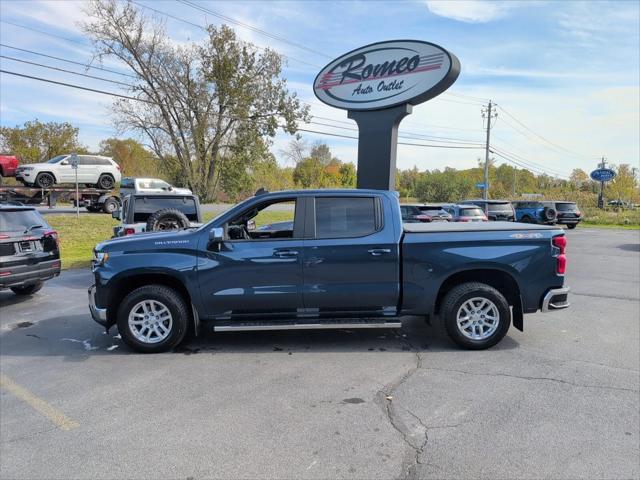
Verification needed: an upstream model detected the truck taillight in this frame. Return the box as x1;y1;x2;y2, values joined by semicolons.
44;230;59;247
553;235;567;274
124;228;135;235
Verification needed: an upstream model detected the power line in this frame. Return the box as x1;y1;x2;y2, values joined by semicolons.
490;141;572;177
0;68;484;151
0;43;137;79
0;55;133;87
130;0;321;69
495;104;591;160
0;69;154;104
0;20;87;46
176;0;332;59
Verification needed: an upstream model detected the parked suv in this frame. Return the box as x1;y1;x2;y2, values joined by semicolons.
442;204;488;222
460;199;515;221
120;177;192;197
413;204;452;222
0;155;19;184
513;201;558;225
112;193;203;237
15;154;121;189
400;205;430;223
0;205;61;295
554;201;582;229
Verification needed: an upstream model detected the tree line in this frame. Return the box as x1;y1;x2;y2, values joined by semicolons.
0;0;636;206
1;118;637;206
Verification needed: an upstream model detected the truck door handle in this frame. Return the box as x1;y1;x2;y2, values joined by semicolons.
274;250;298;258
368;248;391;256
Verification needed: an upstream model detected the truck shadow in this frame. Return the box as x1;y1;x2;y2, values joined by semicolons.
0;313;520;359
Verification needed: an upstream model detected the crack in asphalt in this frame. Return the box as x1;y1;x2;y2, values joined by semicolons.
375;332;427;480
422;366;639;393
516;347;640;374
571;291;640;302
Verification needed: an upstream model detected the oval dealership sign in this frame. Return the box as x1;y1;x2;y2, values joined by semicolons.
314;40;460;111
590;168;616;182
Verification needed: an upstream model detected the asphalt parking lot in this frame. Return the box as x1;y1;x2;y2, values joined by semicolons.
1;228;638;480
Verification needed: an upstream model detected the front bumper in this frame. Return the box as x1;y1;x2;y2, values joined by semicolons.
88;284;108;327
541;286;570;312
0;259;60;288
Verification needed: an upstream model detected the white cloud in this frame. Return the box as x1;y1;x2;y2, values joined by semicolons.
425;0;516;23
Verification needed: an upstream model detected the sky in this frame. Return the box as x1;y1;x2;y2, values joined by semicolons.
0;0;639;180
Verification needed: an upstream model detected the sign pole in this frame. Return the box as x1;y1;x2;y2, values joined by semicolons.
70;153;79;218
348;104;412;190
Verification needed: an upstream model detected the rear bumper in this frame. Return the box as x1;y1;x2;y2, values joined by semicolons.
556;217;582;225
0;259;60;288
541;286;570;312
88;284;109;327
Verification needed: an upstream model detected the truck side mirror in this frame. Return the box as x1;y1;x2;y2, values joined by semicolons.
209;227;224;242
112;209;121;220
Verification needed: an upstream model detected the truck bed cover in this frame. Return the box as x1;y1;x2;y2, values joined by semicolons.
403;221;558;233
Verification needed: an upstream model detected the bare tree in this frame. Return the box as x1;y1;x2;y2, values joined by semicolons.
82;0;308;200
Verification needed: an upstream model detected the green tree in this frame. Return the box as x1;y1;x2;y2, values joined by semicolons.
83;0;309;201
0;120;87;162
608;164;637;203
339;162;357;188
98;138;161;178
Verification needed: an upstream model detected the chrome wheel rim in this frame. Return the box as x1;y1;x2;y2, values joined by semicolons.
456;297;500;340
128;300;173;344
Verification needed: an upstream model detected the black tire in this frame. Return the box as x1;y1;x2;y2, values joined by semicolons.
146;208;190;232
520;215;532;223
10;282;44;296
441;282;511;350
567;224;577;229
543;207;557;221
102;197;119;214
117;285;190;353
96;174;115;190
35;172;55;188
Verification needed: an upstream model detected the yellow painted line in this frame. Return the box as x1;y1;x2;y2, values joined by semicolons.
0;374;79;431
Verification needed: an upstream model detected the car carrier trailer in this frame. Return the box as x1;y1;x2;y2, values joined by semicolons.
0;185;121;213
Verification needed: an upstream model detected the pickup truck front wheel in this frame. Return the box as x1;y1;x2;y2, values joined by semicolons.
117;285;189;353
441;282;510;350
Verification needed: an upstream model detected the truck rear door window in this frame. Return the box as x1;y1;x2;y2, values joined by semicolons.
315;197;377;239
133;197;198;222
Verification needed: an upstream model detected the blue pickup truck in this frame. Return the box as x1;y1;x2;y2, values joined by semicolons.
89;189;570;353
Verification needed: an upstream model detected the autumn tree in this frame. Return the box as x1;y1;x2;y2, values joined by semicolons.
0;120;87;162
83;0;308;201
98;138;162;178
608;164;638;203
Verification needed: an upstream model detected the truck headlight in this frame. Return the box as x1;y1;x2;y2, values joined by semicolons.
20;166;34;170
93;250;109;266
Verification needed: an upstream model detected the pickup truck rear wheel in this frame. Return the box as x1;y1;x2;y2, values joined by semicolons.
117;285;189;353
441;282;510;350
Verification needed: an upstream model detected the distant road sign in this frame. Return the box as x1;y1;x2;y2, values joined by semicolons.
476;182;486;189
590;168;616;182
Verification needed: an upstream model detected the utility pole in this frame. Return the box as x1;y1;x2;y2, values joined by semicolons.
598;156;606;209
513;167;517;196
481;100;497;200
